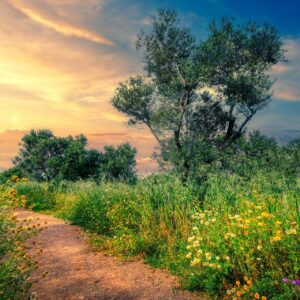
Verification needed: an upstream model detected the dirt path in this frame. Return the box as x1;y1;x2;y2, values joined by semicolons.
17;210;204;300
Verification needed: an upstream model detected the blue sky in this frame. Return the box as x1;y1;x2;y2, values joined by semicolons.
0;0;299;171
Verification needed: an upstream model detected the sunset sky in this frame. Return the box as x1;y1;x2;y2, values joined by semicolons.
1;0;300;172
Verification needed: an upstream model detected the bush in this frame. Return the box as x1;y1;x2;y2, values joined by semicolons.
15;181;56;210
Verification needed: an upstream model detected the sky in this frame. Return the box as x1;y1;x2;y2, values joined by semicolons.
0;0;300;173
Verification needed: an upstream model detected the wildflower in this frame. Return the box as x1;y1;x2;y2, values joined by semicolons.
262;297;267;300
257;245;262;251
211;218;216;223
261;212;270;218
282;278;289;283
196;249;203;256
186;253;192;259
291;279;300;286
217;265;222;270
188;236;195;242
275;221;282;225
231;287;236;293
243;284;249;291
273;236;282;241
226;290;231;295
236;280;241;286
254;292;260;299
286;228;297;235
216;256;220;261
247;280;252;286
193;240;200;247
190;258;200;266
186;245;191;250
225;256;230;261
204;221;209;226
192;226;198;231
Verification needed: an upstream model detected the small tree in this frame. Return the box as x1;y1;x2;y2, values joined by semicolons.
99;143;137;183
112;9;285;182
13;130;101;181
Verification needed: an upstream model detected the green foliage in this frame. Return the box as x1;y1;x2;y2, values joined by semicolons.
0;182;34;299
0;166;24;184
12;129;100;181
112;9;285;181
99;143;137;183
9;129;137;183
15;182;56;210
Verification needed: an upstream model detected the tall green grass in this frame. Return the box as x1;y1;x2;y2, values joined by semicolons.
14;171;300;299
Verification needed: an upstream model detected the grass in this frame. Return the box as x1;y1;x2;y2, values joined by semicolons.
11;171;300;299
0;177;36;299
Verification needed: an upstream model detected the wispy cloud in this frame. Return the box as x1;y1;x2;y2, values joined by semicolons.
8;0;113;45
272;38;300;102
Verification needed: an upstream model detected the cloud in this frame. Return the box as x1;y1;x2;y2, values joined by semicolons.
0;130;27;169
272;38;300;102
8;0;113;45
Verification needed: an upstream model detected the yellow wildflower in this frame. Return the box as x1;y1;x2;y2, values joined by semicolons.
286;228;297;235
273;236;282;241
188;236;195;242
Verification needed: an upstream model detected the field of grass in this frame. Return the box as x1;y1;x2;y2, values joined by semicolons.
11;170;300;299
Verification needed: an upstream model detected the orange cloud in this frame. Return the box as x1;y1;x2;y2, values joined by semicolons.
8;0;113;45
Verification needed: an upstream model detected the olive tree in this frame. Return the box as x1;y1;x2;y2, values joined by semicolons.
112;9;285;182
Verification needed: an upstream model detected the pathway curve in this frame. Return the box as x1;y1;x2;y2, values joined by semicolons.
17;210;204;300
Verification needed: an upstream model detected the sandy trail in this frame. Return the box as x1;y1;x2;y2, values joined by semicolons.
17;210;203;300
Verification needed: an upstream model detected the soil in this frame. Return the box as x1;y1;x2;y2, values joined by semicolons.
17;210;205;300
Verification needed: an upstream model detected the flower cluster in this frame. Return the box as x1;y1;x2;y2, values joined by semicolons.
185;194;299;298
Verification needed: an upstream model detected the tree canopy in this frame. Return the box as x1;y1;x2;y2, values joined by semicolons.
112;9;285;182
8;129;137;182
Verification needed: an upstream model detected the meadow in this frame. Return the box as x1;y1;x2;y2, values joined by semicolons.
6;169;299;299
